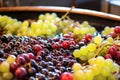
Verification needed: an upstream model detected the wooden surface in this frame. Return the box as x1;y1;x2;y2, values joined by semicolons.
0;6;120;21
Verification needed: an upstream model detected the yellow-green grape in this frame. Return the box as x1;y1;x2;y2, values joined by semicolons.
95;56;105;67
95;75;107;80
87;52;95;59
82;21;89;27
84;70;94;80
73;27;80;35
88;58;96;65
6;55;16;64
106;37;114;43
105;59;113;69
79;56;87;61
89;27;96;34
72;63;82;72
111;63;119;73
93;35;102;44
108;75;119;80
73;70;86;80
2;72;13;80
0;61;10;72
73;49;80;58
22;20;29;27
101;66;111;77
87;43;97;52
79;46;88;56
91;64;101;76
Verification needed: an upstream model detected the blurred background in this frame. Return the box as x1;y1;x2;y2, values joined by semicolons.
0;0;120;15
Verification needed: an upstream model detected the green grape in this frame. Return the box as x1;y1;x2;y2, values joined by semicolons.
73;49;80;58
95;56;105;67
91;64;101;76
84;70;94;80
82;21;89;27
89;27;96;34
6;55;16;64
72;63;82;72
88;58;96;65
106;37;114;43
108;75;118;80
105;59;113;69
79;56;87;61
93;35;102;44
111;63;119;73
22;20;29;27
2;72;13;80
73;27;80;35
101;66;110;77
0;61;10;72
87;43;97;52
104;26;111;35
87;52;95;59
79;46;88;56
73;70;86;80
38;14;45;20
79;28;86;34
95;75;107;80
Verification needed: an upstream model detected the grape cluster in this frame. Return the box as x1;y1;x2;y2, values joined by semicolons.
72;56;119;80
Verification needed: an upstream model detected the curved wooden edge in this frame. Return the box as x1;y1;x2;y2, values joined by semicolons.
0;6;120;21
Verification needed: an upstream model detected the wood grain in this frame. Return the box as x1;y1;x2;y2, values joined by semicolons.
0;6;120;21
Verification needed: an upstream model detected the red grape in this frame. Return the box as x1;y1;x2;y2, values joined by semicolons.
15;67;27;79
33;44;43;52
21;54;30;63
84;34;92;42
107;46;117;57
114;26;120;34
60;72;73;80
10;62;19;74
28;53;35;60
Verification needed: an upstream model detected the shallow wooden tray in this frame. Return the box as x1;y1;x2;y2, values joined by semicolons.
0;6;120;31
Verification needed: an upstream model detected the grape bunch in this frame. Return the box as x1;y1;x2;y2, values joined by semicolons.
72;56;119;80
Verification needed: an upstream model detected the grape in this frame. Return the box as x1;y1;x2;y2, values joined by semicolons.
112;63;119;73
2;72;13;80
93;35;102;44
73;49;80;58
79;46;88;56
91;64;101;76
6;55;16;64
108;75;118;80
87;43;96;52
95;75;107;80
114;26;120;34
0;61;10;72
106;37;114;43
101;66;110;77
73;70;86;80
72;63;82;72
84;70;94;80
60;72;73;80
73;27;80;35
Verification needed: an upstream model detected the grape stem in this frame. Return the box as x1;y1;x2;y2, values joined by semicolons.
56;6;75;24
94;43;111;57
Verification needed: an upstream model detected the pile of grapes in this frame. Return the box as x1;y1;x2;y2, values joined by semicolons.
0;13;120;80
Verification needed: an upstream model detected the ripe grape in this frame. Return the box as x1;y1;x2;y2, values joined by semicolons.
6;55;16;64
15;67;27;79
0;61;10;72
73;49;80;58
93;35;102;44
60;72;73;80
87;43;96;52
72;63;82;72
2;72;13;80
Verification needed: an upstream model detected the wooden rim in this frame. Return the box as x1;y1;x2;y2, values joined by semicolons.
0;6;120;21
